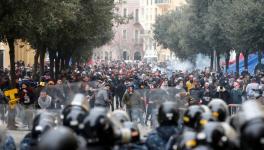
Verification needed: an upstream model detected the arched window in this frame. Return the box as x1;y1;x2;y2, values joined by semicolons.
134;51;141;60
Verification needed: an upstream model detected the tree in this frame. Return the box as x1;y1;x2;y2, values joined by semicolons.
154;7;196;60
224;0;264;74
204;0;232;71
154;0;264;74
26;0;79;79
0;0;34;87
154;1;214;67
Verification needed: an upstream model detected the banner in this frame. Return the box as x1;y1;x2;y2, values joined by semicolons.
4;88;19;109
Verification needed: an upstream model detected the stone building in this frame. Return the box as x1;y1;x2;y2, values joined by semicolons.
93;0;144;61
139;0;186;62
0;40;35;69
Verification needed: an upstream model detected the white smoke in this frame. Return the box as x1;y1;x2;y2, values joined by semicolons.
169;58;194;71
195;53;211;70
167;53;211;72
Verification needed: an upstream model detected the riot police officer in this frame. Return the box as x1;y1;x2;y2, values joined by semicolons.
61;93;89;134
146;101;181;150
208;99;229;122
79;107;119;150
197;122;238;150
145;83;168;127
20;112;56;150
183;105;205;131
239;100;264;150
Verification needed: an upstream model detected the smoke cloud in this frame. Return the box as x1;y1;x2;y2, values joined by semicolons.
168;53;211;72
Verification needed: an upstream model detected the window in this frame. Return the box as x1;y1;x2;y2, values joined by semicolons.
135;30;139;43
123;30;127;39
123;8;127;17
135;9;139;22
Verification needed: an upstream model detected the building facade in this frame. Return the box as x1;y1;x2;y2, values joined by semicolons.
139;0;186;62
93;0;144;61
93;0;185;62
0;40;35;69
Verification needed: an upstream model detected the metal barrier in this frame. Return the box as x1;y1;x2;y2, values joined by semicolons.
228;104;241;115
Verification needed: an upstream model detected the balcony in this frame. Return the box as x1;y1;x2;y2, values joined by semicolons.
155;0;170;6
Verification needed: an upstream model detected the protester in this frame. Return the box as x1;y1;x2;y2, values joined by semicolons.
230;82;243;104
122;85;145;125
94;83;111;110
18;83;35;128
37;90;52;109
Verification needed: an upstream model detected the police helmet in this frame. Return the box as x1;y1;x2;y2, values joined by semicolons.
69;93;89;111
196;105;214;130
183;105;204;130
61;106;87;134
111;110;130;125
38;126;78;150
228;113;243;132
208;99;228;122
240;118;264;150
197;122;229;149
176;131;198;150
240;100;264;150
31;112;56;139
61;93;89;134
79;107;117;146
158;101;180;126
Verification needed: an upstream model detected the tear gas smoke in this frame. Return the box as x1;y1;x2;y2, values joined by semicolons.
168;54;211;72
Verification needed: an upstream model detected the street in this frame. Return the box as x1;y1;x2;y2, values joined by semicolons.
8;130;28;148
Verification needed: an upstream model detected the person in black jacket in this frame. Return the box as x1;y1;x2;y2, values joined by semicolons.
114;76;126;109
201;82;214;105
214;86;231;104
18;83;36;128
188;81;203;105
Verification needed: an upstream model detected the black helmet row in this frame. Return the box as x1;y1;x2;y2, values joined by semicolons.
170;99;264;150
19;94;264;150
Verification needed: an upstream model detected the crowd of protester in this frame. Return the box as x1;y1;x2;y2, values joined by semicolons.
0;60;264;149
1;60;264;124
